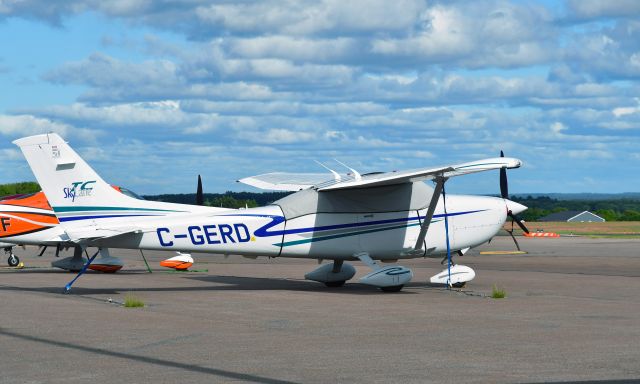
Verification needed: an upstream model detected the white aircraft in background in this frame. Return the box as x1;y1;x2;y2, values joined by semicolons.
0;187;213;270
14;133;527;292
0;188;143;270
0;181;227;271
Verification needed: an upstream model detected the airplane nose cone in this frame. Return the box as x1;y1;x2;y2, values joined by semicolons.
505;199;527;216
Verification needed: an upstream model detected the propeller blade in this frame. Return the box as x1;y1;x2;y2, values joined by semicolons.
509;212;530;234
196;175;204;206
499;150;508;199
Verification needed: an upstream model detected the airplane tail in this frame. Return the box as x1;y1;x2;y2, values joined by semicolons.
13;133;188;227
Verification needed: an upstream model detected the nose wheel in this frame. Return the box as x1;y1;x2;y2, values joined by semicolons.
7;251;19;267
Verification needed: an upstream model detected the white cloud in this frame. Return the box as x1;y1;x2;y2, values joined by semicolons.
0;114;72;136
612;98;640;117
2;0;640;193
239;128;316;144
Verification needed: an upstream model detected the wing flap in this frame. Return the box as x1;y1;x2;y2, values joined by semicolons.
237;172;342;191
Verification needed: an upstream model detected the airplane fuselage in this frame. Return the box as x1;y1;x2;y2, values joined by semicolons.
90;193;509;261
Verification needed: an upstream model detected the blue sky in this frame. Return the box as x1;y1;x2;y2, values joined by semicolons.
1;0;639;195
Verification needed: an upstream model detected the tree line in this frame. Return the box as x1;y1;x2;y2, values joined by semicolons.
2;182;640;221
143;191;291;209
0;182;40;196
510;195;640;221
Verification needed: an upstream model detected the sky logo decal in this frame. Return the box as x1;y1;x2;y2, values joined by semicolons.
63;180;96;202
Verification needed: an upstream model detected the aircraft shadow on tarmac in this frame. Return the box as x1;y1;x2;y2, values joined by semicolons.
0;328;301;384
0;273;448;295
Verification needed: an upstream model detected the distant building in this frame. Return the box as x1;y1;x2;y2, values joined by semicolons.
538;210;605;222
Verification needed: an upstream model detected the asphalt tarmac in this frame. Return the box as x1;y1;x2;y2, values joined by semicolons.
1;236;639;383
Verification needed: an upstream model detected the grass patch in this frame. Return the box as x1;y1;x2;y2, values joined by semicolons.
123;293;145;308
503;221;640;238
491;285;506;299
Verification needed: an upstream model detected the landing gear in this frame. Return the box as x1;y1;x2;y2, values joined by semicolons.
355;253;413;292
430;265;475;287
305;260;356;287
51;246;86;272
7;251;19;267
5;247;19;267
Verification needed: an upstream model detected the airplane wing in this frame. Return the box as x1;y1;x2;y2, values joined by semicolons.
318;157;521;191
238;157;522;192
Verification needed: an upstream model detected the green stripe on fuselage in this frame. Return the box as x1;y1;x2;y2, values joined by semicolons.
53;206;181;213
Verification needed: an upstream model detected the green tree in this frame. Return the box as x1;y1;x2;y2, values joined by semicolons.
595;209;618;221
620;210;640;221
206;195;258;209
0;182;40;197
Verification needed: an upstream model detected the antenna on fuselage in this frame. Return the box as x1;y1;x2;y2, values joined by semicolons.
314;160;341;182
333;159;361;181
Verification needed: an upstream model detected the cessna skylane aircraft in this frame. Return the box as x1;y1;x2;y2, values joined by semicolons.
14;133;527;292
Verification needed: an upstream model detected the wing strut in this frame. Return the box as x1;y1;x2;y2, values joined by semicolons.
414;176;447;250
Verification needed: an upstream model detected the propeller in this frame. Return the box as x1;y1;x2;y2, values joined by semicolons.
500;151;529;250
196;175;204;206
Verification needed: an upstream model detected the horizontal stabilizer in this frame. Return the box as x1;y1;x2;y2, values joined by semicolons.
62;226;143;243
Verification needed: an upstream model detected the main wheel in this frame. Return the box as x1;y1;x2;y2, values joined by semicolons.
452;282;466;288
380;285;404;292
8;253;19;267
325;280;346;287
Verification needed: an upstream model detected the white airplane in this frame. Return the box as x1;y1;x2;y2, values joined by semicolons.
14;133;527;292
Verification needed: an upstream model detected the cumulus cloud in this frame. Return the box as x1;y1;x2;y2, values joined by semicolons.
1;0;639;193
370;2;556;68
0;114;72;136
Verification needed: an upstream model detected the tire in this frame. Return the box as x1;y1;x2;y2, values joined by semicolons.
380;285;403;292
8;254;19;267
325;280;346;287
452;282;466;288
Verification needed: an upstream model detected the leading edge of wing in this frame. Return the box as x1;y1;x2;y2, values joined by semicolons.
317;157;522;191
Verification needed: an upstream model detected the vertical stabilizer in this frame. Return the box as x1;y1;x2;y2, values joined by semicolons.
13;133;202;227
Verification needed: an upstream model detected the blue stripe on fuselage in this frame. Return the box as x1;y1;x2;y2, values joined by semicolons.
58;214;158;222
224;209;487;238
